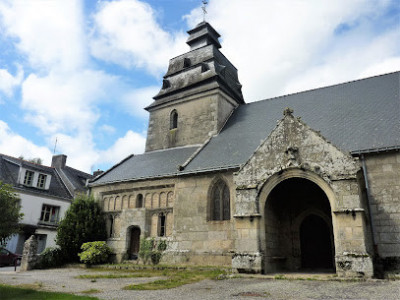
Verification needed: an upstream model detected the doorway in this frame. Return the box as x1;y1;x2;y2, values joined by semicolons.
263;177;335;273
300;214;334;269
128;226;141;260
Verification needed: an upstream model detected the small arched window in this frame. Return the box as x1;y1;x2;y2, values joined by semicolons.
210;179;230;221
136;194;143;208
170;110;178;130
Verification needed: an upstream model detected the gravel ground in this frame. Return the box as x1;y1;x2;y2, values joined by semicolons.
0;267;400;300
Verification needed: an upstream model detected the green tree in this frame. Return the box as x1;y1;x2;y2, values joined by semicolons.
56;194;106;262
0;181;23;245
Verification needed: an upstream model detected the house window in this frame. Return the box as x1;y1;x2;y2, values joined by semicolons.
37;174;47;189
39;205;60;224
210;179;230;221
23;170;34;186
170;110;178;130
158;213;166;237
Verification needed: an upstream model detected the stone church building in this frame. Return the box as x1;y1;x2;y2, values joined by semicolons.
89;22;400;277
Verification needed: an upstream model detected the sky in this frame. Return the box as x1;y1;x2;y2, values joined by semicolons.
0;0;399;174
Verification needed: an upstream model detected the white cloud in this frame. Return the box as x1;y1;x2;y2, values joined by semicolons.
49;129;145;173
0;120;53;165
185;0;400;101
121;85;159;118
90;0;187;75
100;124;116;135
0;66;23;98
0;0;86;72
100;130;146;164
21;70;119;134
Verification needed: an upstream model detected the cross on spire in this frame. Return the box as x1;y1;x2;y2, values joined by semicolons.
202;0;208;22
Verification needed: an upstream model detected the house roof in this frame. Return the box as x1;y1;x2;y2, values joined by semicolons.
0;154;72;199
0;154;93;199
90;71;400;186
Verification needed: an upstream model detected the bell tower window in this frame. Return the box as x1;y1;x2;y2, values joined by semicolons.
170;110;178;130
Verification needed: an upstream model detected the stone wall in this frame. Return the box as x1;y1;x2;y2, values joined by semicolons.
145;89;236;151
364;151;400;271
91;178;176;262
92;171;240;266
166;172;237;266
20;235;39;271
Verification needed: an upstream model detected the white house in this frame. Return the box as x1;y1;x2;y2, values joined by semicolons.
0;154;93;254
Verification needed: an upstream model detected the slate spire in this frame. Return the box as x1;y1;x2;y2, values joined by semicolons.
147;21;244;109
186;21;221;50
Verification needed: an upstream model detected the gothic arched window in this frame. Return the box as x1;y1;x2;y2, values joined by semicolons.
170;110;178;130
210;179;230;221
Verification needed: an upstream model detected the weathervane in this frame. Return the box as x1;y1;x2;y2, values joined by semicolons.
202;0;208;22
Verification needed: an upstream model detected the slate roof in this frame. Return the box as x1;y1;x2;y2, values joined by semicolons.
91;146;200;185
0;154;72;199
91;71;399;186
183;71;400;173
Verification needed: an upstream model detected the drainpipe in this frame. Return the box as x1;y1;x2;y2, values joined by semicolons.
360;154;377;255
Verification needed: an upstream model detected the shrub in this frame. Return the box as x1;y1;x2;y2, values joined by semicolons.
38;247;65;269
56;194;107;262
0;181;23;245
78;241;113;265
138;238;167;265
138;238;153;265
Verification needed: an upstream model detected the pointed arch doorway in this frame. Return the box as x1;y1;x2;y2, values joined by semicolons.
263;177;335;273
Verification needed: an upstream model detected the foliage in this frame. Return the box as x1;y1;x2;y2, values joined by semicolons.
0;181;23;245
18;156;43;165
138;238;153;264
78;241;112;265
0;284;97;299
138;238;168;265
56;194;106;262
37;247;65;269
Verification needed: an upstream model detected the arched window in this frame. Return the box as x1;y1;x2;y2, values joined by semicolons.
170;110;178;130
210;179;230;221
136;194;143;208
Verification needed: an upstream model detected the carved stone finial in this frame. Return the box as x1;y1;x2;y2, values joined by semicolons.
283;107;294;116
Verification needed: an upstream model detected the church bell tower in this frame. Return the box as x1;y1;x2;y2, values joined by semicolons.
145;22;244;152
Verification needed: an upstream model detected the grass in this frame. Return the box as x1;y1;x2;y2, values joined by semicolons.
75;265;231;290
76;270;165;279
79;289;101;294
0;284;98;300
122;268;229;290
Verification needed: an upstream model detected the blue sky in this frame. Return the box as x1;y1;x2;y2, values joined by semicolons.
0;0;399;173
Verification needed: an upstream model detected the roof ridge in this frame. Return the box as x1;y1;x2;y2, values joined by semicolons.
0;153;53;170
248;71;400;104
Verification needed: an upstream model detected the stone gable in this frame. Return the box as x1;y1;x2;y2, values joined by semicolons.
235;108;360;188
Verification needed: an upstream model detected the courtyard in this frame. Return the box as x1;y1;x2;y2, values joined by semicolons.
0;266;399;300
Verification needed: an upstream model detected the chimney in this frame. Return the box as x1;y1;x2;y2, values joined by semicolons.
93;169;104;177
51;154;67;168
